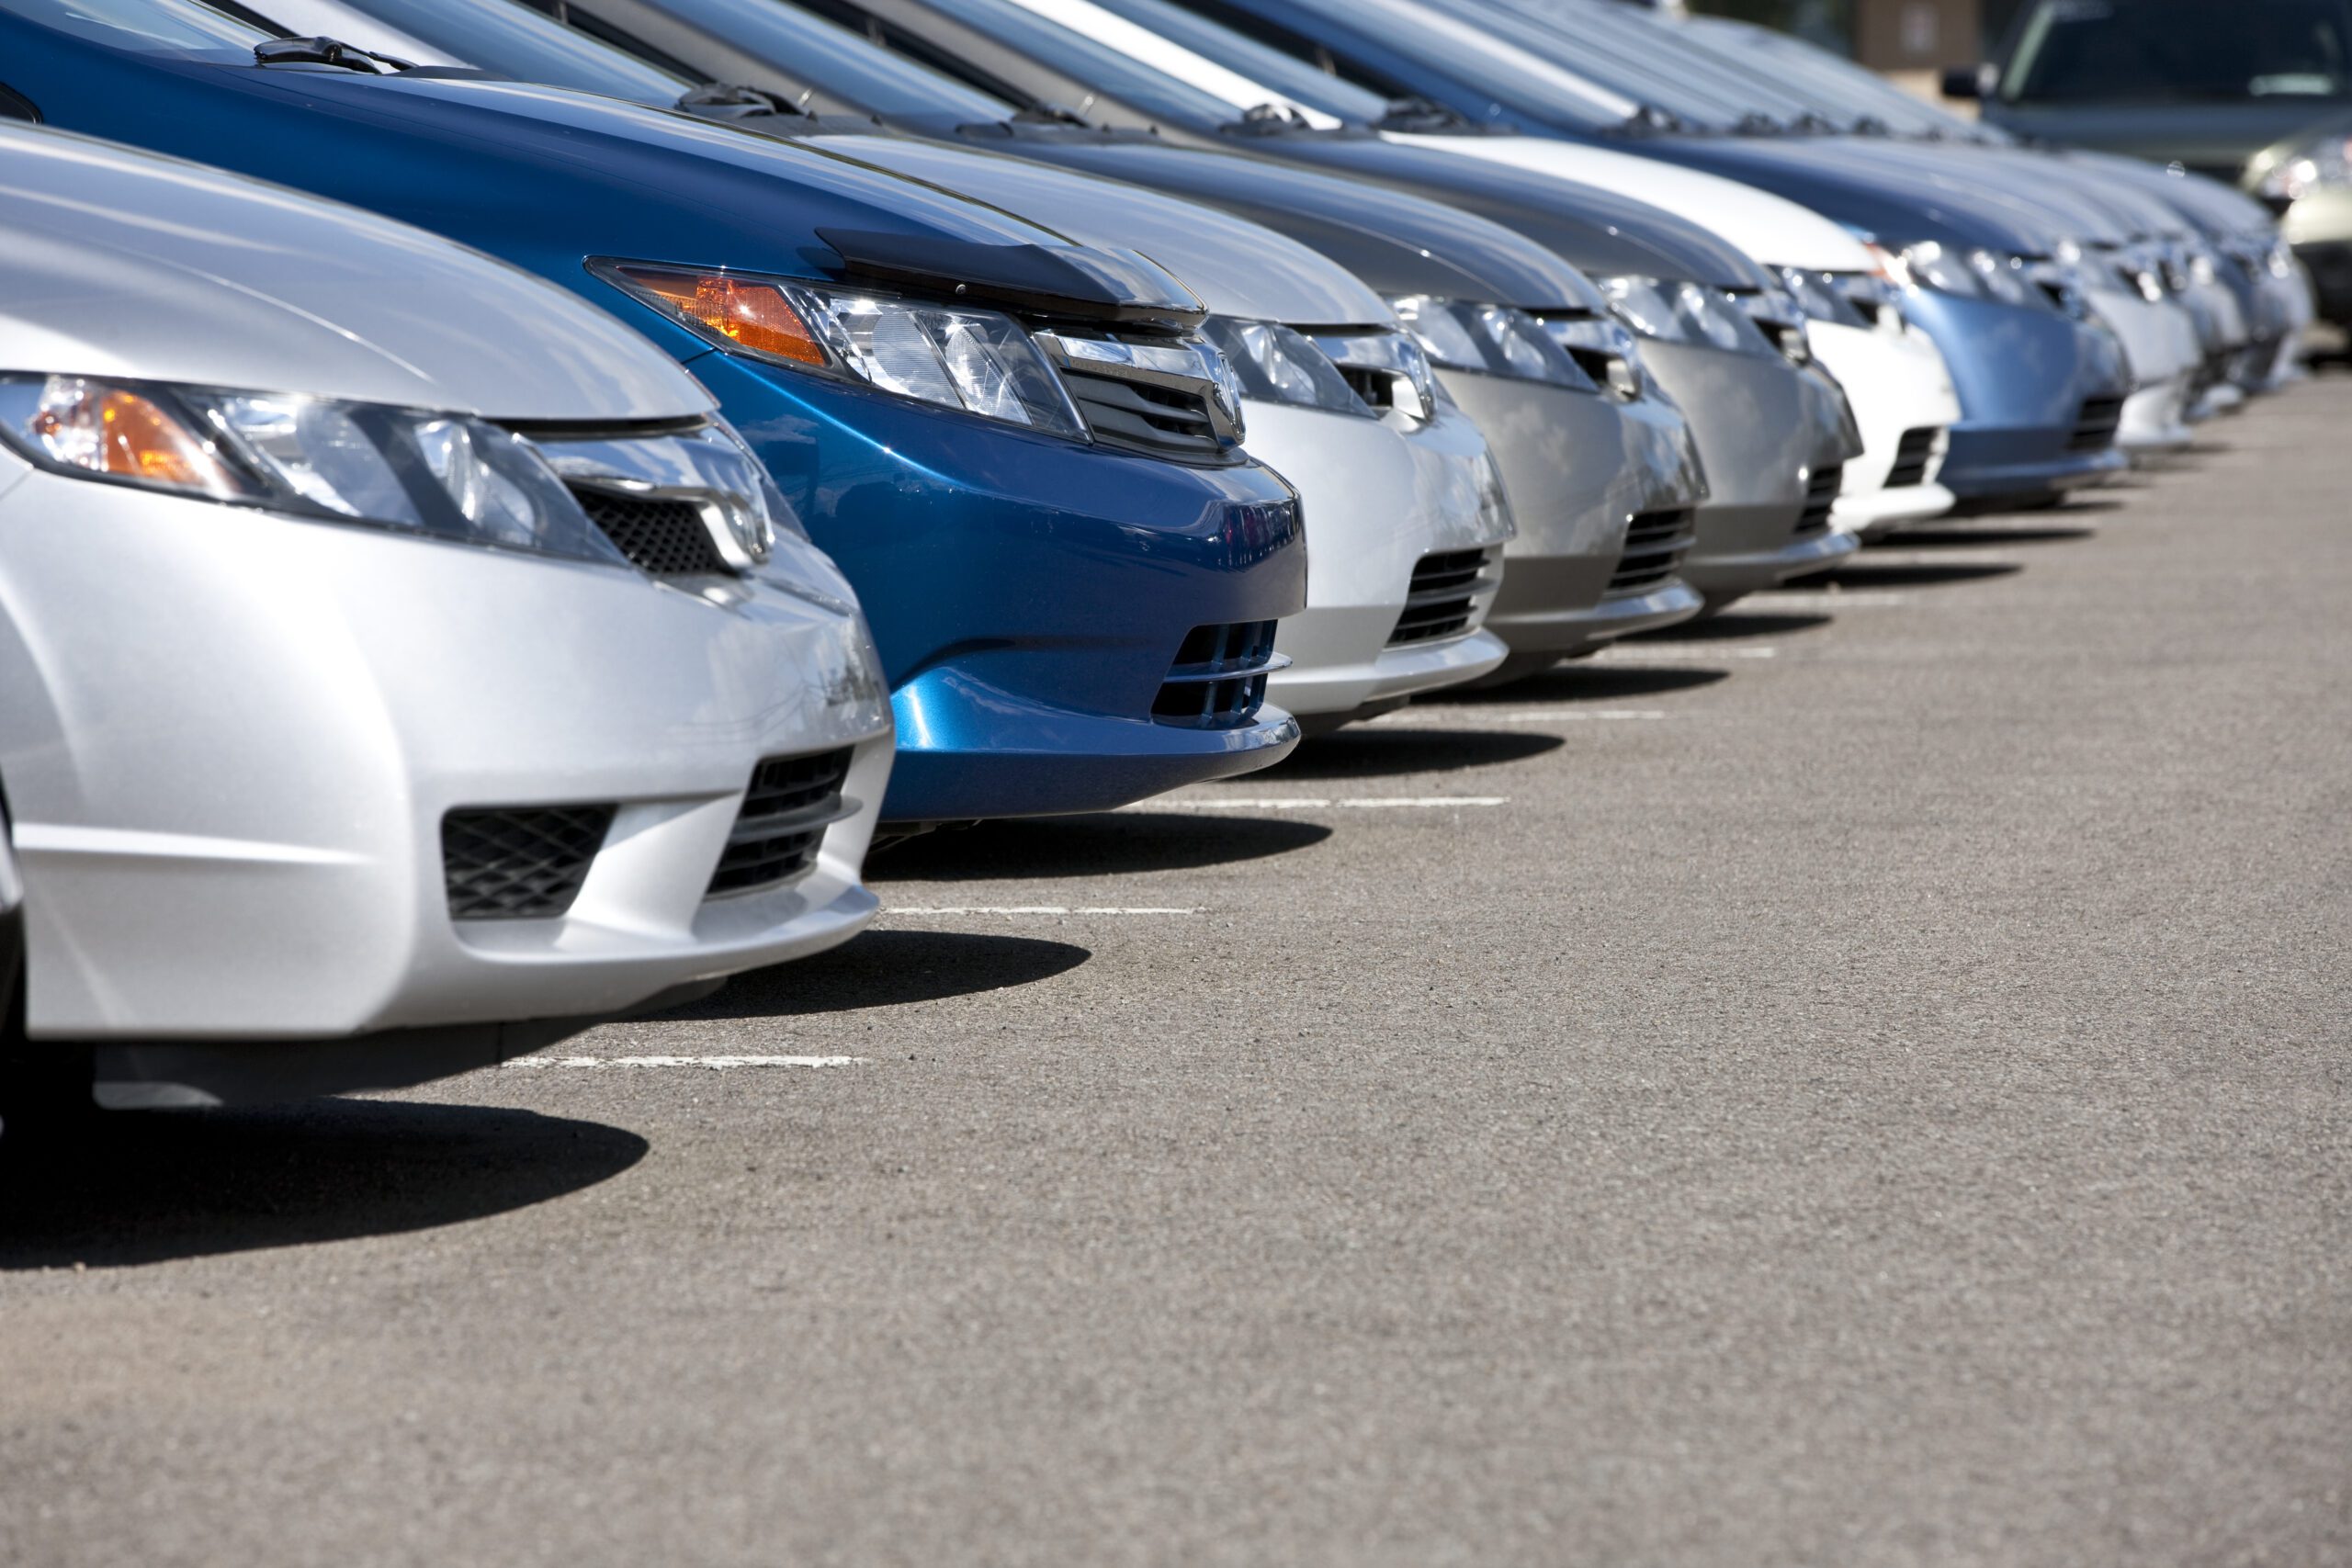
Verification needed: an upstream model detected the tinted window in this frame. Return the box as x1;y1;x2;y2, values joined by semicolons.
917;0;1247;125
2005;0;2352;104
329;0;691;101
660;0;1012;120
0;0;269;54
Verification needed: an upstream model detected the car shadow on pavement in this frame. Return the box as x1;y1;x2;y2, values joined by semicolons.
654;928;1091;1018
0;1099;646;1269
869;812;1332;882
1258;728;1564;779
1894;523;2097;547
1438;665;1731;704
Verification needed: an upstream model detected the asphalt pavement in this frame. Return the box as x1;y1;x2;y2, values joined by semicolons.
4;375;2348;1568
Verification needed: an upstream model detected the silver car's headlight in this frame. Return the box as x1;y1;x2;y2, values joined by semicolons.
1537;313;1646;400
1309;329;1441;421
1195;316;1360;421
596;259;1086;439
2256;130;2352;204
1599;276;1776;355
0;372;651;566
1386;295;1596;390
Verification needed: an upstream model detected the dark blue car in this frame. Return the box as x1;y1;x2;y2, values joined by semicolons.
0;0;1306;829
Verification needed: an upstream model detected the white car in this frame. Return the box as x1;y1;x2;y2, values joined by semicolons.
0;123;895;1112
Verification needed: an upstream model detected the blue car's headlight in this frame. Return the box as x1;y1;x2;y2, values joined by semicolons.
1882;241;2049;310
0;372;651;566
596;259;1089;439
1387;295;1596;390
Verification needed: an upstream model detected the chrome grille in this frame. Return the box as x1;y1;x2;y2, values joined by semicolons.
568;484;730;577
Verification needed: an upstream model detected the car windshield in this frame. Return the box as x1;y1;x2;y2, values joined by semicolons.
292;0;691;100
0;0;268;55
645;0;1014;120
909;0;1325;126
1453;0;1821;130
1074;0;1390;121
2003;0;2352;105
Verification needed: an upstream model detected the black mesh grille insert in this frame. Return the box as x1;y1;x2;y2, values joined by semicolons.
1795;465;1842;536
1059;366;1233;464
707;748;856;898
2069;394;2125;454
568;485;731;577
443;805;613;921
1885;427;1938;488
1153;620;1279;728
1389;547;1499;646
1608;509;1697;596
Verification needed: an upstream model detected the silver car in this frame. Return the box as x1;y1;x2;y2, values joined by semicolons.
0;124;896;1114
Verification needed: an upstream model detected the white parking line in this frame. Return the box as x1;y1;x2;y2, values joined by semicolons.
1848;552;2021;569
1381;708;1669;724
1591;644;1779;660
1746;591;1914;607
1137;795;1509;811
886;905;1202;916
506;1055;866;1070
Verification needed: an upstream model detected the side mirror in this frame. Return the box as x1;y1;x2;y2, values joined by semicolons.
1939;63;1991;100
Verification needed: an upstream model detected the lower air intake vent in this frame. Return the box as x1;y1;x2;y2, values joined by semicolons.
1059;366;1232;464
568;484;731;577
1885;427;1938;488
1153;621;1283;728
707;748;856;898
2069;394;2125;454
443;805;613;920
1608;509;1697;596
1796;465;1842;535
1388;547;1499;646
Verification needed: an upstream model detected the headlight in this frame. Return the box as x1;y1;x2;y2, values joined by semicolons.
1779;268;1873;331
1831;270;1904;329
1538;312;1646;400
1195;316;1359;420
1599;276;1775;355
0;372;642;565
2256;131;2352;204
1734;287;1813;363
1387;295;1595;389
1309;329;1440;422
595;259;1086;439
2106;243;2169;303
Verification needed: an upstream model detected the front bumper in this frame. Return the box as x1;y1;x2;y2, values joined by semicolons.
2085;285;2201;451
1902;290;2133;502
1439;371;1709;657
0;466;893;1072
698;355;1307;827
1807;317;1962;538
1641;342;1861;599
1248;398;1512;716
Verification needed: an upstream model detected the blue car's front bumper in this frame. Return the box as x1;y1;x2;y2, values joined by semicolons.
695;354;1306;826
1903;293;2132;501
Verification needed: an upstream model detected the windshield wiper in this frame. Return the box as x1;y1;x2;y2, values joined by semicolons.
1610;102;1685;136
1010;101;1091;127
674;82;806;120
1374;95;1473;133
1222;101;1316;136
253;36;413;73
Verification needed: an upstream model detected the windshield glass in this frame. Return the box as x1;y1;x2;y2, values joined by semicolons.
0;0;267;54
1076;0;1389;119
908;0;1256;124
1455;0;1820;130
2003;0;2352;104
1686;14;1995;136
305;0;690;99
656;0;1013;119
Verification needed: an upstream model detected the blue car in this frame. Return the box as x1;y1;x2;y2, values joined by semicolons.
0;0;1306;829
1161;0;2136;506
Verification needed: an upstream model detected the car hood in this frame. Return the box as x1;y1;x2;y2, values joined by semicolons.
801;132;1392;324
1383;131;1874;272
984;134;1609;311
1644;136;2068;253
0;121;709;422
1984;100;2347;184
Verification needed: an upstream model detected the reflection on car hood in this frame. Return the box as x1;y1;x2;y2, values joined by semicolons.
0;121;710;422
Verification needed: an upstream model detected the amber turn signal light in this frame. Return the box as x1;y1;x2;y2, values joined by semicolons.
616;265;827;367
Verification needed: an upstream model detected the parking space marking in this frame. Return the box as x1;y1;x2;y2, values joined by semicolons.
1746;591;1914;607
1592;644;1779;660
1378;708;1668;724
1137;795;1509;811
884;905;1202;916
506;1055;867;1070
1846;551;2021;569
